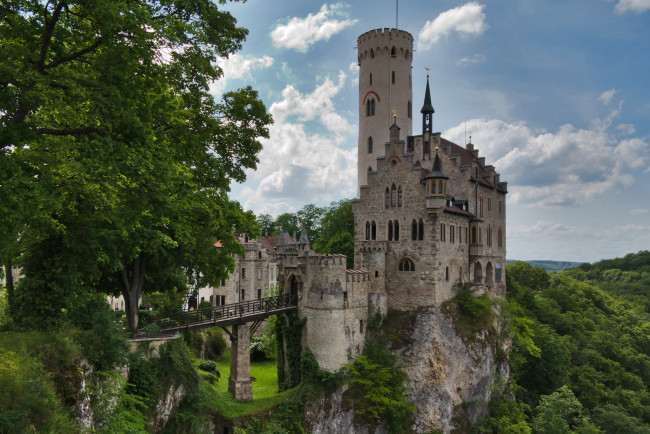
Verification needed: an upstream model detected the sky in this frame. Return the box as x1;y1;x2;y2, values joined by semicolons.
211;0;650;263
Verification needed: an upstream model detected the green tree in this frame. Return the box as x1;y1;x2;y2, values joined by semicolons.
533;386;599;433
313;199;354;268
1;0;271;333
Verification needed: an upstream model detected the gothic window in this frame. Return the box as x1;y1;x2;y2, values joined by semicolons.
366;99;370;116
388;220;393;241
450;226;455;243
479;227;483;244
412;220;417;241
440;224;446;242
370;48;375;58
419;219;424;240
407;100;412;119
438;180;443;194
495;263;502;283
371;221;376;240
398;186;402;207
479;196;484;218
405;49;410;60
394;220;400;241
368;136;373;153
391;184;397;207
257;268;262;280
365;221;370;240
392;70;395;84
371;98;375;115
385;187;390;208
498;227;503;248
487;226;492;247
472;226;477;244
398;258;415;272
391;46;396;57
488;197;492;212
242;268;246;279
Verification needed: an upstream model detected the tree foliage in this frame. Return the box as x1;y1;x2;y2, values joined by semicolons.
1;0;271;332
505;260;650;432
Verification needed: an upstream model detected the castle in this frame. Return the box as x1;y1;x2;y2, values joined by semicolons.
199;28;508;373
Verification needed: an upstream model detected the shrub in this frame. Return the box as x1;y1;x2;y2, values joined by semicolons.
198;361;217;373
250;334;268;361
0;349;77;433
205;329;227;361
345;339;415;433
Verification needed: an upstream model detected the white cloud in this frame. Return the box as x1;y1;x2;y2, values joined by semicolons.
270;3;358;52
615;0;650;14
629;208;648;215
598;88;616;105
209;54;274;95
240;72;357;215
349;62;359;85
617;123;636;135
444;103;648;207
455;53;486;67
418;2;488;50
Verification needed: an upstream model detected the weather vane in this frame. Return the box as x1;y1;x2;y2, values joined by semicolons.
425;66;430;78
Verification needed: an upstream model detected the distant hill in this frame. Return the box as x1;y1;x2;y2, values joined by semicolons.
506;259;582;271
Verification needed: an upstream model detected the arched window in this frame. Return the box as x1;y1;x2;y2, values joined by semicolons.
479;196;484;218
371;98;375;115
486;262;494;286
407;101;412;119
368;166;373;173
394;220;400;241
365;221;370;240
398;258;415;272
411;220;417;241
392;70;395;84
370;48;375;58
388;221;393;241
419;219;424;240
391;184;397;207
366;99;370;116
445;266;450;281
368;136;373;153
398;186;402;207
471;226;477;244
371;221;376;240
495;263;502;283
369;73;372;85
405;49;409;60
391;46;396;57
498;227;503;247
385;187;390;208
438;180;443;194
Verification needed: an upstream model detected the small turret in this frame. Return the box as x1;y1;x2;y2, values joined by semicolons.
424;148;448;213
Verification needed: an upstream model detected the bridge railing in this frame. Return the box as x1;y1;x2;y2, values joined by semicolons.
148;293;295;332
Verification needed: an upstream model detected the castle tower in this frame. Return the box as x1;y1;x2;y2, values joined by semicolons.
357;28;413;189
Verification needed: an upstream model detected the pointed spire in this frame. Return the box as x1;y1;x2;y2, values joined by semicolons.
299;228;310;245
425;149;448;180
421;75;435;135
421;76;435;115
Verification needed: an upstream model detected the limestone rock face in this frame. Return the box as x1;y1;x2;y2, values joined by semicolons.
304;306;508;433
398;307;508;432
153;384;186;430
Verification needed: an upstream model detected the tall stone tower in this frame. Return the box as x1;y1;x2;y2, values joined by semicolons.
357;28;413;189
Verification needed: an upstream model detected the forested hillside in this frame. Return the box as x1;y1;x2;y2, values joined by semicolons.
496;257;650;432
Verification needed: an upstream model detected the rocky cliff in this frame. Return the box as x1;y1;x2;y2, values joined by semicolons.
306;302;508;433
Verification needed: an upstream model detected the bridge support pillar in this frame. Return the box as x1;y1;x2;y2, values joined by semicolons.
228;324;253;402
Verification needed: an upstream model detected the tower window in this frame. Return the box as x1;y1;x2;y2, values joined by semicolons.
371;221;376;240
365;221;370;240
391;184;397;207
370;48;375;58
445;266;450;281
371;98;375;115
388;221;393;241
385;187;390;208
398;186;402;207
368;136;373;153
370;73;372;85
391;46;396;57
408;101;412;119
419;219;424;240
392;71;395;84
411;219;417;241
394;220;400;241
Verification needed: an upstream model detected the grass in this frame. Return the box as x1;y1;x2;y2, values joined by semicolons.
193;350;299;419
